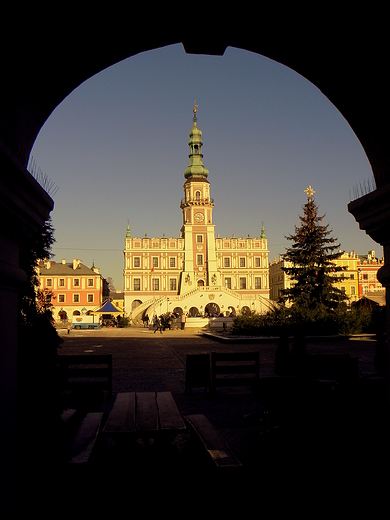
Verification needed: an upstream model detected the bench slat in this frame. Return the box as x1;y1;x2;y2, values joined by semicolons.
58;354;112;364
103;392;136;434
65;368;109;378
68;412;103;464
213;365;258;375
136;392;159;434
184;414;242;468
212;352;260;362
156;391;186;432
213;377;258;387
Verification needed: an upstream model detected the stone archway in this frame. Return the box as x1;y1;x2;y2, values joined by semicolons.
58;309;67;321
1;17;390;504
205;302;220;316
132;299;142;310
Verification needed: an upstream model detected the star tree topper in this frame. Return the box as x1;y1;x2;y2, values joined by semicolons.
304;185;315;199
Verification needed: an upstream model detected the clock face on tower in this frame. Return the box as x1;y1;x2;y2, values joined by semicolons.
194;212;204;223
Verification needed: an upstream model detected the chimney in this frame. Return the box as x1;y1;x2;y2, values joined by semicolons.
62;259;66;265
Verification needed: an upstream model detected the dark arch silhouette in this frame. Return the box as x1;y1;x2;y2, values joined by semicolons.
1;14;389;510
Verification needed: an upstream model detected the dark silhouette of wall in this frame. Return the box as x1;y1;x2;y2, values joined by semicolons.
1;10;389;514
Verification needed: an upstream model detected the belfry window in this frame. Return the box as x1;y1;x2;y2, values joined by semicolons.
194;145;199;154
195;191;201;201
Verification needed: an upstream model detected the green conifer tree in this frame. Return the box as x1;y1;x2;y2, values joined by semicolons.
281;186;347;312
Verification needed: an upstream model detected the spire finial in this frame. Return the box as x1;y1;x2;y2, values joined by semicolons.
193;100;198;122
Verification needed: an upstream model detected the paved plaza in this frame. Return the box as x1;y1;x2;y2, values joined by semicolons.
35;327;389;512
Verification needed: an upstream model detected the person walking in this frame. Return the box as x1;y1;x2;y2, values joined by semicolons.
143;314;149;328
181;312;186;330
154;315;163;334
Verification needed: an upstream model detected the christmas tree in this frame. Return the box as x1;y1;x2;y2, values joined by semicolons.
281;186;347;311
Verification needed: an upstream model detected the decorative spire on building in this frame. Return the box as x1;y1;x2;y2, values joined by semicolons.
126;221;131;238
184;102;209;179
260;222;266;239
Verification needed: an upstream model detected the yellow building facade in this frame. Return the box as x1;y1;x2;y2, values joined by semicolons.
269;251;360;304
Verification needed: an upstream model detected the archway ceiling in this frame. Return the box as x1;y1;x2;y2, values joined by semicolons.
1;16;388;185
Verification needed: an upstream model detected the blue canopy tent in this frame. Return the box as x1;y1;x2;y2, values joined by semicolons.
93;300;122;315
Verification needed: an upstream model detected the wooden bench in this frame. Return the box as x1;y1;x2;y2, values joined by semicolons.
184;414;242;468
211;351;259;393
57;354;112;398
103;391;186;441
67;412;104;464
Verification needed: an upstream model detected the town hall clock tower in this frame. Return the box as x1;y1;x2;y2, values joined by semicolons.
179;104;221;293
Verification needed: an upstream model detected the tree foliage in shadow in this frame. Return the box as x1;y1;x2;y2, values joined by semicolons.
17;218;63;464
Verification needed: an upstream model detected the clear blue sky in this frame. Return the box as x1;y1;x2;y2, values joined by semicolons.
30;44;378;289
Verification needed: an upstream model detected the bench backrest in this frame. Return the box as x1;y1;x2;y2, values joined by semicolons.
211;351;259;392
57;354;112;396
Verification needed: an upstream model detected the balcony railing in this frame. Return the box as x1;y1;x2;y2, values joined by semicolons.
180;197;214;207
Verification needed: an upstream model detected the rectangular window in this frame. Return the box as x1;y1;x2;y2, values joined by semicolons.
134;257;140;268
255;277;262;289
73;294;80;303
87;294;94;303
224;257;231;268
58;294;65;303
255;257;261;268
46;278;52;287
225;277;231;289
73;279;80;287
197;254;203;265
152;257;159;268
196;235;203;243
87;278;94;286
59;278;65;287
351;286;356;295
240;258;246;268
239;277;246;289
152;279;159;291
169;257;176;268
169;278;177;291
134;278;141;291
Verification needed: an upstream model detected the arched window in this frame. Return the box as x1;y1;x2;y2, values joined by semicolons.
195;191;201;201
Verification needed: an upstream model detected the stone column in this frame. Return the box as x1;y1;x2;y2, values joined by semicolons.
348;184;390;404
0;144;53;510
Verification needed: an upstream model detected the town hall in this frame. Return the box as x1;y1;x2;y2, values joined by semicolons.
123;105;273;323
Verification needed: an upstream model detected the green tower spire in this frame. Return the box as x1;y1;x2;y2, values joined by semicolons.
184;102;209;179
260;222;266;239
126;222;131;238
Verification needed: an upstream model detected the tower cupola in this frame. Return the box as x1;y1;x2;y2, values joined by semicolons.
184;103;209;179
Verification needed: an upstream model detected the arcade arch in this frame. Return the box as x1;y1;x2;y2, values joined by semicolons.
1;20;389;503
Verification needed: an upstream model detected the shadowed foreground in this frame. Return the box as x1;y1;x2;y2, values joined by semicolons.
21;329;389;513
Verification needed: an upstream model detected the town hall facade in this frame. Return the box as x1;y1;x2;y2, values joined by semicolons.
123;106;273;323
